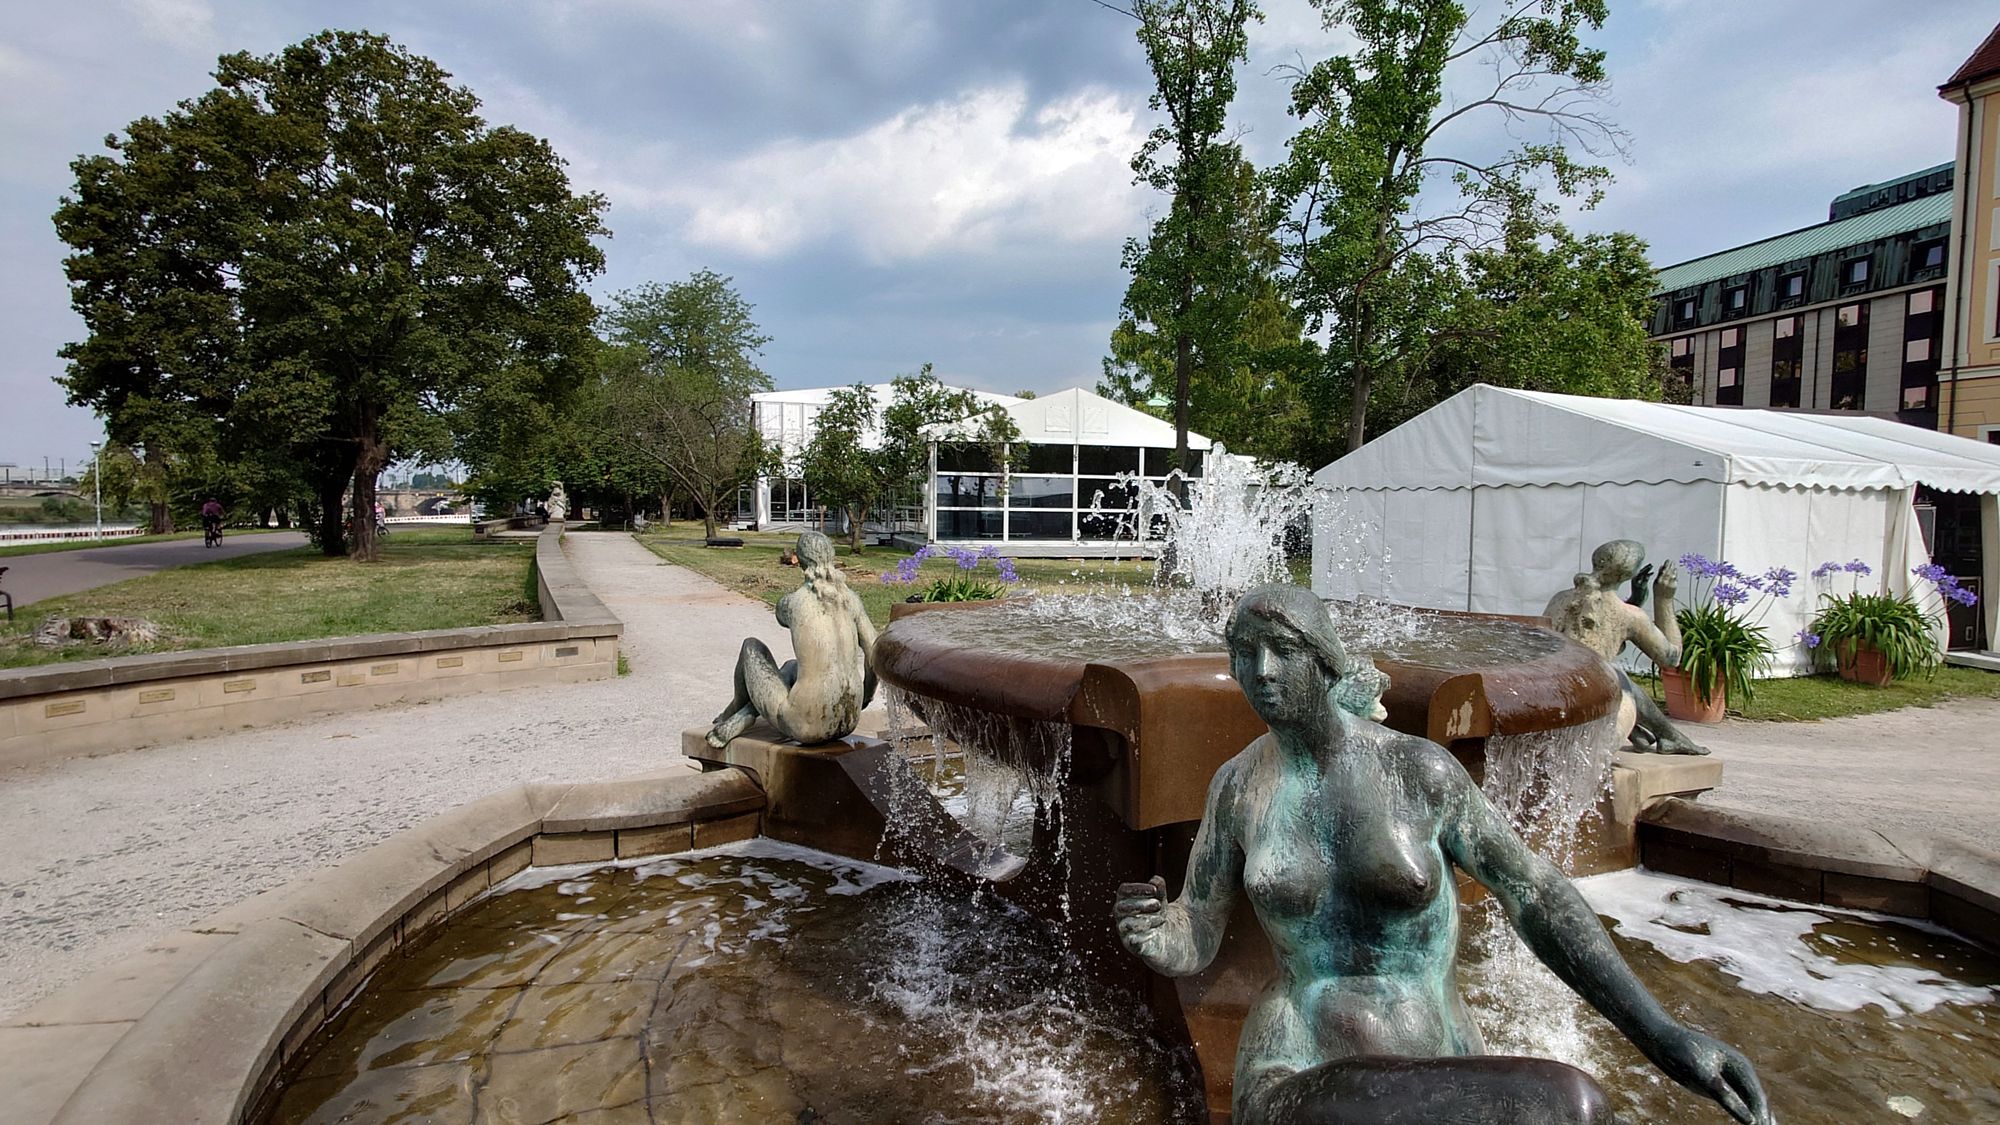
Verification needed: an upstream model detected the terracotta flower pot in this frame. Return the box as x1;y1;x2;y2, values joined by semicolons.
1660;667;1727;723
1836;642;1894;687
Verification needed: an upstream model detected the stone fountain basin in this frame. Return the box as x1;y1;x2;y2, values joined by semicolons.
873;597;1622;829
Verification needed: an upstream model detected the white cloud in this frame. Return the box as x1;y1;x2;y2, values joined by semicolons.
123;0;215;50
664;82;1150;263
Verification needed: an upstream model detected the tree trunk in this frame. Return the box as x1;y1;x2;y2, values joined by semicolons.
148;500;173;535
349;406;392;562
1345;364;1371;453
849;503;868;554
660;489;673;527
316;475;347;557
701;491;718;539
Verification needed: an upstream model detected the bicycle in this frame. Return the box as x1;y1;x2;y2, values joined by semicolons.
203;519;223;548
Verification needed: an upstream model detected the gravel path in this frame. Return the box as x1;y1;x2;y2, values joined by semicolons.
0;532;790;1020
1689;696;2000;853
1;531;308;607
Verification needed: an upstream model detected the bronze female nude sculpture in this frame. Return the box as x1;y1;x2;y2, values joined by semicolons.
1114;584;1770;1124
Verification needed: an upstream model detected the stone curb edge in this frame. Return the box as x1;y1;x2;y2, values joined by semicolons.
1637;797;2000;949
1;764;766;1125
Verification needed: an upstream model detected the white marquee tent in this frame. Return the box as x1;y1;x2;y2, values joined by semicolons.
1312;384;2000;672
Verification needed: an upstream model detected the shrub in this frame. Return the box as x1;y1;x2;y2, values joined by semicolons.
1804;560;1977;682
1673;555;1794;705
880;543;1020;603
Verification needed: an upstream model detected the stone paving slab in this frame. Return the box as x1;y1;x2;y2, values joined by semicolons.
0;532;807;1021
1691;696;2000;854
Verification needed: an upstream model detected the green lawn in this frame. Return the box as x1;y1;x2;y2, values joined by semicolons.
0;526;293;558
0;528;539;669
636;528;1157;628
1634;665;2000;723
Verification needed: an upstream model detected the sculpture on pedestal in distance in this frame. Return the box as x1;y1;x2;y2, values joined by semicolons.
1544;539;1708;755
708;531;877;748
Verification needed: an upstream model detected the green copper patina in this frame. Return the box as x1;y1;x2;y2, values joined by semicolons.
1114;584;1771;1125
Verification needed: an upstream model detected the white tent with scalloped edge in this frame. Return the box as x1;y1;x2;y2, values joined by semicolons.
1311;384;2000;672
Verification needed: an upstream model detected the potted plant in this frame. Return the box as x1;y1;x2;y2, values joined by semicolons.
880;543;1021;603
1804;560;1977;685
1664;554;1792;721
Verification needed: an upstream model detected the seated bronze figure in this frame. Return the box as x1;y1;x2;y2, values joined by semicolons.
1115;585;1769;1124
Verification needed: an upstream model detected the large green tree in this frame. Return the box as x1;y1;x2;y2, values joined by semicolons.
798;367;1020;553
1272;0;1625;453
1119;0;1262;476
597;272;773;539
55;30;608;559
1103;158;1318;463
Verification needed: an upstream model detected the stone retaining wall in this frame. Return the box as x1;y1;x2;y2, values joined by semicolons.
0;766;766;1125
0;526;619;769
1638;798;2000;950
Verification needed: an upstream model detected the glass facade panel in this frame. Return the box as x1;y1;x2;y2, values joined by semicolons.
1078;445;1140;475
1007;476;1074;508
1077;477;1138;510
936;509;1002;539
1009;511;1074;540
1018;443;1075;474
1078;509;1133;539
936;475;1004;508
937;443;997;473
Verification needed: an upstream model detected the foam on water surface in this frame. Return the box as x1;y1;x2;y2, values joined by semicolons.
1579;868;2000;1016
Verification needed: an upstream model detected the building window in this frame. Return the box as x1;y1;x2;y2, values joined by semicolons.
1715;327;1745;406
1669;335;1695;395
1842;257;1870;286
1779;272;1806;302
1901;284;1944;418
1915;239;1946;273
1831;302;1868;409
1675;298;1696;325
1769;315;1802;408
1724;285;1748;316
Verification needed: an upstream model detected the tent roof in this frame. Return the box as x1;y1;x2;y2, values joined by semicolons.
1315;384;2000;495
930;387;1212;449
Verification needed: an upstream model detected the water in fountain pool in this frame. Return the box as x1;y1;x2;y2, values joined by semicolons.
263;838;2000;1125
259;839;1205;1125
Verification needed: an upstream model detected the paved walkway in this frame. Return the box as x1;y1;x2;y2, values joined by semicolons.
1;532;308;608
1685;697;2000;854
0;532;789;1019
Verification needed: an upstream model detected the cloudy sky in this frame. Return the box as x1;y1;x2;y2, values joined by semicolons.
3;0;1994;474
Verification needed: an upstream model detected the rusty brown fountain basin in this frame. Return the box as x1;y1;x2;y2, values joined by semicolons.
874;596;1621;830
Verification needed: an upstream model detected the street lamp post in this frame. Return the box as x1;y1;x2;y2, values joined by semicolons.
89;440;103;541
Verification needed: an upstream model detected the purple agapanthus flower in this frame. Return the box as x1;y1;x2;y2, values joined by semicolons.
1713;582;1750;607
1795;629;1822;648
1843;559;1872;575
1761;567;1797;599
1948;584;1978;607
1811;561;1842;580
1913;562;1949;584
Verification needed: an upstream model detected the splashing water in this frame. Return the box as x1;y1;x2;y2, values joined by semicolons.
1129;454;1317;605
1463;715;1620;1070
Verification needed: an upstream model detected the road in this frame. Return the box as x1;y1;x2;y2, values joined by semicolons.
0;531;307;608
